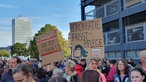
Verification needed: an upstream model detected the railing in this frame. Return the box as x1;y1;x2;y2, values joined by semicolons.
85;0;146;19
85;0;118;19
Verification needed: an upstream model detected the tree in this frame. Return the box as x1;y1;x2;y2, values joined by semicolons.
0;49;10;57
28;24;71;58
11;43;27;56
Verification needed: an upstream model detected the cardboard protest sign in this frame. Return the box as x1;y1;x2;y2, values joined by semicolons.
36;30;64;66
70;18;104;58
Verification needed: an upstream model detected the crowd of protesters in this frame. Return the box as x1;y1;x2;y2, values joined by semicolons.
0;50;146;82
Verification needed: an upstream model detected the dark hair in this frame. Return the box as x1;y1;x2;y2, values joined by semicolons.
12;63;33;76
80;70;101;82
128;58;136;67
109;60;117;65
80;59;86;62
116;58;129;75
12;56;22;63
48;77;67;82
130;67;146;82
35;68;46;78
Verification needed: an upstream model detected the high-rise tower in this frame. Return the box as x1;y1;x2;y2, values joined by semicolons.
12;16;32;45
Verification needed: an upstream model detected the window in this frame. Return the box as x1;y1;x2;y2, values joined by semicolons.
126;25;144;42
108;52;115;58
105;53;109;58
96;6;105;18
107;30;120;45
125;0;142;8
103;33;106;45
106;0;118;16
115;52;121;58
135;50;142;58
125;50;136;58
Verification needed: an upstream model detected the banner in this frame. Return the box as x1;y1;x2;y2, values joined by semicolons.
70;18;104;58
36;30;64;65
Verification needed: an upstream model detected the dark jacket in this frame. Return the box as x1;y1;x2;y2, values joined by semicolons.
0;69;14;82
70;73;78;82
36;77;49;82
36;68;50;82
136;63;146;75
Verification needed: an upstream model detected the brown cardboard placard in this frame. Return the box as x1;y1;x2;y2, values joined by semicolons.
70;18;104;59
36;30;64;66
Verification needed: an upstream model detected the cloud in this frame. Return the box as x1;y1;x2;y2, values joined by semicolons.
0;4;18;8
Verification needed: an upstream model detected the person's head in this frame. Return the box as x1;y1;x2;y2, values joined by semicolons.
87;59;98;71
140;50;146;64
12;63;34;82
116;58;129;75
80;59;86;66
128;58;134;63
80;70;101;82
4;64;9;72
48;77;67;82
109;60;117;67
35;68;46;78
97;59;102;67
130;67;146;82
9;56;21;69
52;68;63;77
65;61;75;73
43;63;55;72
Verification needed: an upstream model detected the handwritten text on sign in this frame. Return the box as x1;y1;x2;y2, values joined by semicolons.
36;30;61;56
70;19;104;58
35;30;64;65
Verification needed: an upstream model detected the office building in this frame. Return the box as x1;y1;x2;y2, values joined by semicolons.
81;0;146;60
12;16;32;46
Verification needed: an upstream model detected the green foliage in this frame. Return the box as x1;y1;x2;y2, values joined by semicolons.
11;43;27;56
29;24;71;58
0;49;10;57
28;38;39;58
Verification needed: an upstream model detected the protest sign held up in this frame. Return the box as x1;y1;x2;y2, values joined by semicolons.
36;29;64;66
70;18;104;58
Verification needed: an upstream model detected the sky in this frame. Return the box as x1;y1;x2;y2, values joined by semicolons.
0;0;83;47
